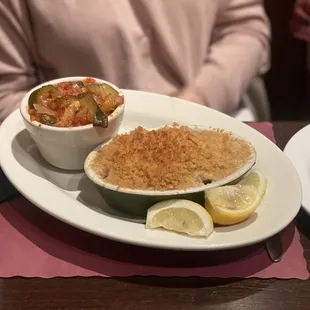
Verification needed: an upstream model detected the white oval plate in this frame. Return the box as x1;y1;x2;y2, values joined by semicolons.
284;124;310;215
0;90;302;251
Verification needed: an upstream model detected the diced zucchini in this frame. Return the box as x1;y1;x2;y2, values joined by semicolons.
87;83;119;99
78;94;108;128
87;83;121;113
40;114;56;126
102;83;119;98
28;89;39;109
37;85;57;98
93;106;108;127
77;93;96;113
28;85;59;108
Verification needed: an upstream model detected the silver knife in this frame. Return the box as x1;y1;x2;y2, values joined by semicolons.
264;234;283;262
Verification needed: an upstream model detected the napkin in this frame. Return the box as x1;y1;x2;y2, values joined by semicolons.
0;122;308;279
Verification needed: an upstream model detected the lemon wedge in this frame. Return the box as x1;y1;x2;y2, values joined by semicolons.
205;171;267;225
146;199;214;237
238;171;267;196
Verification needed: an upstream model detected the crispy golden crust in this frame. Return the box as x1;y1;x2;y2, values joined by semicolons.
90;125;253;191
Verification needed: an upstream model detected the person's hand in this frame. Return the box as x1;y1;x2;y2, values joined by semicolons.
175;87;205;106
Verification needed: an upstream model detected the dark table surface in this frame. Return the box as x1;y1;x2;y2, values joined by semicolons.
1;121;310;310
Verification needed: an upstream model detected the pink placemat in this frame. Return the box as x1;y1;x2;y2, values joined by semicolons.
0;122;308;279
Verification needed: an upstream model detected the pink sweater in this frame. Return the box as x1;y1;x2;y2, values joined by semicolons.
0;0;270;120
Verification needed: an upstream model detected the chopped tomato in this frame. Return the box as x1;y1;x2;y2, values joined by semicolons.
29;109;41;122
56;82;70;90
56;82;81;96
84;77;96;84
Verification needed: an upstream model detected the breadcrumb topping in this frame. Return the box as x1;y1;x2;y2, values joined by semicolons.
90;125;253;191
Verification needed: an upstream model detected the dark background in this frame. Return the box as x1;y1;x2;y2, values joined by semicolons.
264;0;309;120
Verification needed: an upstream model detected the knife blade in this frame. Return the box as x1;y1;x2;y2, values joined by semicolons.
264;234;283;262
0;168;20;203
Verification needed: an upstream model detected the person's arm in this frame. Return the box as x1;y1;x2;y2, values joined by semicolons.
291;0;310;42
0;0;38;121
290;0;310;75
178;0;270;113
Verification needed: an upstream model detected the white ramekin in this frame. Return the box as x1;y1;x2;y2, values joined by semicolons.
20;76;125;170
